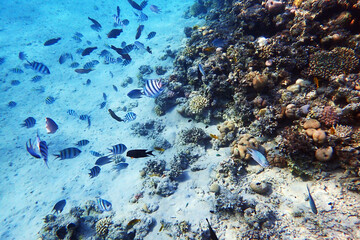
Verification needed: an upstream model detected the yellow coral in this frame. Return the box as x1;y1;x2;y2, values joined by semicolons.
188;95;208;114
96;217;112;237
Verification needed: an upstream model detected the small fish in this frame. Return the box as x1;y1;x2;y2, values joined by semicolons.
54;147;81;160
144;79;164;98
26;138;41;159
45;117;58;134
21;117;36;128
74;32;83;37
113;162;129;171
72;35;82;43
107;29;123;38
31;75;42;82
126;149;154;158
104;56;116;64
85;79;91;85
108;109;123;122
124;112;136;122
146;31;156;39
75;68;93;74
198;63;206;79
203;47;216;53
0;57;5;65
70;62;80;68
45;96;55;104
96;197;112;211
113;85;118;92
135;11;148;22
39;140;49;168
67;109;77;117
99;101;106;109
52;199;66;214
134;41;147;51
82;47;97;56
126;219;141;230
247;148;269;168
95;156;112;166
209;134;218;139
25;61;50;74
128;0;143;10
188;119;192;122
11;68;23;73
103;93;107;100
109;143;127;155
83;61;96;69
307;185;318;214
76;139;89;147
99;49;111;57
88;17;102;30
121;19;130;26
11;80;20;86
154;147;165;152
135;25;144;39
8;101;17;108
19;52;27;60
90;150;103;157
159;223;164;232
127;89;143;99
59;53;73;64
206;218;219;240
44;38;61;46
149;5;161;13
89;166;101;178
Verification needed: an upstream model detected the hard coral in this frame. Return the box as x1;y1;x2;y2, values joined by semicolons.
319;106;339;126
188;95;209;114
309;47;359;80
96;217;112;237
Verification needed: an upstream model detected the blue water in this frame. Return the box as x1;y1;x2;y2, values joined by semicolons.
0;1;201;239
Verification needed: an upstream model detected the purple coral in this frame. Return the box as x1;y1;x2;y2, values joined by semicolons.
319;106;339;127
265;0;285;14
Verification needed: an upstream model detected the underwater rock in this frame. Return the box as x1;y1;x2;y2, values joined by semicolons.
189;2;207;17
250;181;270;194
315;146;333;161
265;0;285;15
209;183;220;193
139;65;153;75
131;120;165;139
155;177;178;197
176;127;209;146
155;65;167;75
319;106;339;127
143;159;166;177
312;129;327;144
231;134;261;161
244;203;274;229
216;120;237;147
303;119;321;129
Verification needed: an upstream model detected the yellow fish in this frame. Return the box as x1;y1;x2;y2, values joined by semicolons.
313;77;319;88
209;134;219;139
159;223;164;232
154;147;165;152
126;219;141;230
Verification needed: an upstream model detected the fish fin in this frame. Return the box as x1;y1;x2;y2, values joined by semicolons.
146;151;154;156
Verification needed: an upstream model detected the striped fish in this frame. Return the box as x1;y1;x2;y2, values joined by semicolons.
39;140;49;168
76;139;89;146
96;197;112;211
124;112;136;122
19;52;27;60
25;61;50;74
90;151;103;157
70;62;80;68
67;109;77;116
11;68;23;73
45;96;55;104
72;35;82;43
11;80;20;86
54;147;81;160
109;143;127;155
146;31;156;39
89;166;101;178
31;75;42;82
59;53;73;64
99;101;106;109
8;101;16;108
21;117;36;128
144;79;164;98
104;56;117;64
79;114;90;121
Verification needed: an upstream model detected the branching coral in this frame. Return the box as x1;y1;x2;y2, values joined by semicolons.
96;217;112;237
309;47;359;79
319;106;339;126
188;95;209;114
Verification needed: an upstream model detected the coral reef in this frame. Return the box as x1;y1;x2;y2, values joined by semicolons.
96;217;112;237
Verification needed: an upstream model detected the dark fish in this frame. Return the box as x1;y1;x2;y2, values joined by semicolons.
108;109;123;122
44;38;61;46
26;138;41;159
79;114;90;121
75;32;83;37
70;62;80;68
149;5;161;13
31;75;42;82
107;29;123;38
126;149;154;158
307;185;318;214
45;117;58;134
8;101;16;108
67;109;77;117
54;147;81;160
103;93;107;101
25;61;50;74
0;57;5;65
146;32;156;39
39;140;49;168
96;197;112;211
206;219;219;240
59;53;73;64
11;80;20;86
82;47;97;56
90;150;103;157
22;117;36;128
76;139;89;146
109;143;127;155
75;68;93;74
100;101;106;109
113;85;118;92
135;25;144;39
95;156;112;166
144;79;164;98
45;96;55;104
11;68;23;73
88;17;102;30
52;199;66;214
128;0;143;10
89;166;101;178
124;112;136;122
86;79;91;85
122;19;130;26
127;89;143;99
19;52;27;60
121;41;127;48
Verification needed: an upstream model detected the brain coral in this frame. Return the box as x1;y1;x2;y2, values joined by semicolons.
309;47;359;79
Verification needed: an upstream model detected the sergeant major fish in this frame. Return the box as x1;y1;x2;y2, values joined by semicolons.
89;166;101;178
135;25;144;39
25;61;50;74
54;147;81;160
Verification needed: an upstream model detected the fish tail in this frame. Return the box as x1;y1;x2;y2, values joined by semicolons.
44;160;49;168
146;151;154;156
53;154;60;160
